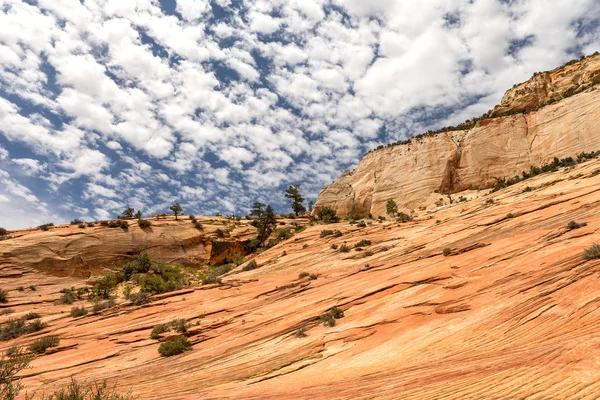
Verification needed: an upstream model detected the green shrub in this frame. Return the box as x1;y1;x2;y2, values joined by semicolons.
357;221;367;228
321;307;344;327
29;285;36;291
38;223;53;231
28;335;59;354
32;378;135;400
397;212;412;222
17;286;24;292
158;337;192;357
242;260;257;272
331;244;338;250
71;219;83;225
317;207;339;223
129;292;150;306
583;244;600;260
70;306;88;318
108;221;120;228
56;290;76;305
339;244;350;253
78;223;86;229
0;228;7;236
90;274;117;300
443;248;452;256
506;213;515;219
0;288;8;303
23;312;41;321
150;324;169;339
92;299;116;314
355;240;371;248
275;228;293;241
87;222;95;228
365;251;374;257
0;318;46;341
320;229;333;238
299;272;310;279
138;219;152;228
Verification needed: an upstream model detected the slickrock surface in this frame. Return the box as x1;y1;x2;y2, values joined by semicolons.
314;54;600;217
3;158;600;399
0;217;256;278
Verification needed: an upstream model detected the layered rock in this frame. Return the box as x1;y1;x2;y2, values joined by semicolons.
315;54;600;217
0;216;256;278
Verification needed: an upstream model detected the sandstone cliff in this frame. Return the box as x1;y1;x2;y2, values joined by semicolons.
0;216;256;278
314;54;600;217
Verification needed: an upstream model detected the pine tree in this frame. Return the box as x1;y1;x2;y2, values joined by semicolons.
285;184;306;216
170;203;183;220
134;210;142;219
386;199;398;217
257;205;277;241
122;208;135;218
250;202;266;218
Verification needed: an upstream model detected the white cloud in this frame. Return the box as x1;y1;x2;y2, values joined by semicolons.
12;158;46;175
249;12;281;34
0;145;7;160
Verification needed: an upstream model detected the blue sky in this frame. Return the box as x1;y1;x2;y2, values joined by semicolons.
0;0;599;229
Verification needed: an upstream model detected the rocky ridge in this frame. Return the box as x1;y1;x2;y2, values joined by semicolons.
314;53;600;218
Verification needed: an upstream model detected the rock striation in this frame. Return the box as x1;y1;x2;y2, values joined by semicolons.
314;54;600;217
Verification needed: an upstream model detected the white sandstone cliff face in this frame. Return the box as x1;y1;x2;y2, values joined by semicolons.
315;56;600;218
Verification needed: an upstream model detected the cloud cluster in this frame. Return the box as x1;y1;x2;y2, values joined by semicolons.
0;0;598;228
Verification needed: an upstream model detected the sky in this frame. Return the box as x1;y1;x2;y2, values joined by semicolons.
0;0;599;229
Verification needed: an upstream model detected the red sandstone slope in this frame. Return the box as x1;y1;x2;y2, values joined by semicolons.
3;158;600;398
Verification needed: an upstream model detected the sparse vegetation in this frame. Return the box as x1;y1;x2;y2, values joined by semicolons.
331;244;338;250
28;378;135;400
355;240;371;248
38;223;54;231
0;228;7;236
316;207;339;224
357;221;367;228
397;212;412;223
158;337;192;357
242;260;257;271
506;213;515;219
583;244;600;260
28;335;59;354
443;248;452;256
568;221;587;230
0;345;32;399
339;244;350;253
0;317;46;341
321;307;345;327
138;219;152;228
0;289;7;304
70;306;88;318
92;299;115;314
150;319;187;340
70;219;83;225
170;203;183;220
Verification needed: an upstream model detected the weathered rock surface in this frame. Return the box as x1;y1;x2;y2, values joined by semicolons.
3;158;600;399
314;54;600;217
0;217;256;278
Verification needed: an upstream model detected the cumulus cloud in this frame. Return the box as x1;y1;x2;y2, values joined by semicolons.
0;0;598;228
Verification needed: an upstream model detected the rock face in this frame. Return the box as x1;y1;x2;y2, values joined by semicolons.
314;54;600;217
4;158;600;399
0;217;256;278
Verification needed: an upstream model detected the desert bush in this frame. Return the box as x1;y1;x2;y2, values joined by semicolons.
321;306;345;327
70;219;83;225
354;240;371;248
78;223;86;229
70;306;88;318
56;288;80;305
320;229;333;238
38;223;53;231
107;221;120;228
23;312;41;321
317;207;339;224
242;260;257;272
0;289;8;304
568;221;587;230
150;324;169;339
15;287;23;292
275;228;293;241
0;309;14;315
129;292;150;306
443;248;452;256
506;213;515;219
0;228;7;236
0;318;46;341
331;244;338;250
158;337;192;357
397;212;412;223
215;228;225;237
138;219;152;228
339;244;350;253
28;335;59;354
365;251;374;257
87;222;95;228
299;272;310;279
32;378;135;400
0;345;32;399
92;299;116;314
584;244;600;260
193;221;203;230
